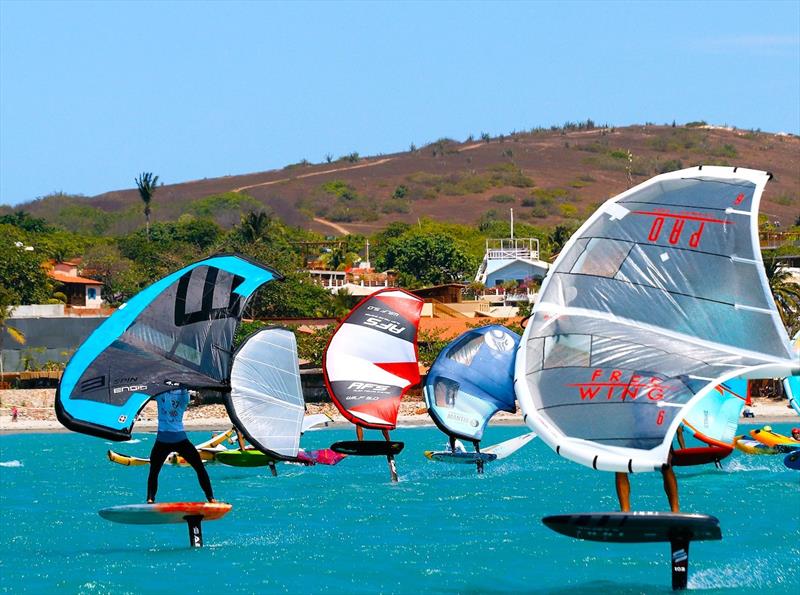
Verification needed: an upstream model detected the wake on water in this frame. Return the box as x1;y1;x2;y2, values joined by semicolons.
724;458;777;473
105;438;142;445
0;460;23;467
691;556;790;591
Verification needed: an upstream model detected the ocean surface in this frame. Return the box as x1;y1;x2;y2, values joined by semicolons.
1;423;798;594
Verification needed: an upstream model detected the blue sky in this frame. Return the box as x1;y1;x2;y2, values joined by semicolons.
1;0;798;206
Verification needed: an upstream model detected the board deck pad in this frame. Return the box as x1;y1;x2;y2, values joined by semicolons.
424;450;498;464
542;511;721;543
99;502;232;525
330;440;404;456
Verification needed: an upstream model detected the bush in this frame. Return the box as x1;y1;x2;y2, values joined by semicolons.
559;204;579;218
490;194;515;203
320;180;358;200
530;205;551;219
487;162;534;188
392;185;408;199
328;202;379;222
381;199;411;214
429;138;460;156
530;187;570;201
648;129;708;152
338;152;359;163
630;157;655;176
189;192;260;228
570;179;592;188
711;143;738;158
658;159;683;173
575;141;609;153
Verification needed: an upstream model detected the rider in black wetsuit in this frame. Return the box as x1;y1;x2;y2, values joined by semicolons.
146;388;215;503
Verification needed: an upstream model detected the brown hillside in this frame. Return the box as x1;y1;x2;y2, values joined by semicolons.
11;125;800;234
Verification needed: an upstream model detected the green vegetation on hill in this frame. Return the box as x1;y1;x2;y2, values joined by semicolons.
1;124;798;330
403;162;534;199
188;192;261;227
299;179;380;222
4;124;796;237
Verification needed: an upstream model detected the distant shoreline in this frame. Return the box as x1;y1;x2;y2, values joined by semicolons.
1;389;797;436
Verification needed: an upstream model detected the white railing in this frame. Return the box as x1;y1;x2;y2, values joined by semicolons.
486;248;534;260
484;238;540;261
311;278;394;290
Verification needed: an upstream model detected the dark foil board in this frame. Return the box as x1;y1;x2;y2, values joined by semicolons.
215;450;277;467
542;512;722;543
330;440;405;456
424;450;498;464
672;446;732;466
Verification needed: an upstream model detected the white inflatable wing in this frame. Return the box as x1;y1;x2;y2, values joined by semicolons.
515;166;797;473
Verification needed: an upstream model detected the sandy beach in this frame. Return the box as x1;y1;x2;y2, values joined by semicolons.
1;388;797;435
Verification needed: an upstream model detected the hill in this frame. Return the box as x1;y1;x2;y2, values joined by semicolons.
5;123;799;236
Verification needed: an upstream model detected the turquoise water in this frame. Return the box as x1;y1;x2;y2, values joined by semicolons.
1;423;798;594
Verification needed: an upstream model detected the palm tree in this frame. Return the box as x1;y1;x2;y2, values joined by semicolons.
763;252;800;335
135;172;159;239
239;211;271;244
331;288;354;318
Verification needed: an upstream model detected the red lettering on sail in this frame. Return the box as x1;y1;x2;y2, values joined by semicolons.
648;218;664;242
733;193;744;205
578;386;602;400
569;370;667;402
634;210;729;248
669;219;685;244
688;223;705;248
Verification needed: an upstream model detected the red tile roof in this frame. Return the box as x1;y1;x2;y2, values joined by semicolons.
48;270;102;285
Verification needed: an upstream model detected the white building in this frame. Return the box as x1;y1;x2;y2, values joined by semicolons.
474;237;550;291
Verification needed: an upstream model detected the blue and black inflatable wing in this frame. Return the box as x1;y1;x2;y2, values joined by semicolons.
55;254;281;441
424;325;519;442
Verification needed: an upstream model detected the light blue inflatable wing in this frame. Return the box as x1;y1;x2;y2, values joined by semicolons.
681;379;748;447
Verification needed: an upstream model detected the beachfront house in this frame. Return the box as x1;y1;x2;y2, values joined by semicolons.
47;260;103;308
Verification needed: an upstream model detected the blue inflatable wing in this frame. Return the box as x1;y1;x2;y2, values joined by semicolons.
55;255;281;441
424;325;519;442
